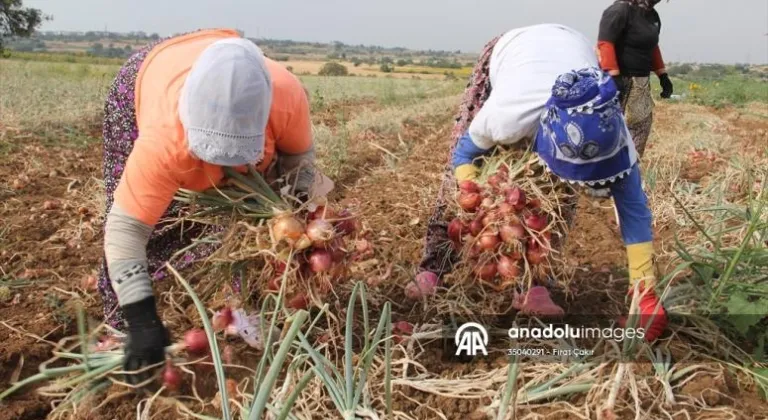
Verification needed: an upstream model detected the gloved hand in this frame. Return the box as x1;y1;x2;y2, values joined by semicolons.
122;297;171;386
454;164;478;182
612;75;627;103
619;284;668;342
659;73;673;99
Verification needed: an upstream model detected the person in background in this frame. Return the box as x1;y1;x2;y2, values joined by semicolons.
98;28;329;384
412;24;668;342
598;0;673;159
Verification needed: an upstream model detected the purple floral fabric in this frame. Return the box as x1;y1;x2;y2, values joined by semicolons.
417;34;502;278
97;34;230;330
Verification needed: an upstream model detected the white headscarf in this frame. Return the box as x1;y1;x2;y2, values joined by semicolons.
179;38;272;166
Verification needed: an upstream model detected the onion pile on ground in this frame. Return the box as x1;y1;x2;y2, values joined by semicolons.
445;151;575;292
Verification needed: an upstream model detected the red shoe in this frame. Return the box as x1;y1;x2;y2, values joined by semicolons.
405;271;439;299
512;286;564;317
619;286;668;342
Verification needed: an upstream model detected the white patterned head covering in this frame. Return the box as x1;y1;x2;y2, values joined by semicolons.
179;38;272;166
535;67;638;187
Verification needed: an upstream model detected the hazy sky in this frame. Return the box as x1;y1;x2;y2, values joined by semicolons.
25;0;768;64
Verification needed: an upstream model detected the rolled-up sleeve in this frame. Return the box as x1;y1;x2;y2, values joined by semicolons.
598;4;630;73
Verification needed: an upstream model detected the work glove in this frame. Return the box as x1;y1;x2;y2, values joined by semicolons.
659;73;673;99
454;164;478;182
122;296;171;386
612;75;628;104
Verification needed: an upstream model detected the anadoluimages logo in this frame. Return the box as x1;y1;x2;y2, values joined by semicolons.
454;322;488;356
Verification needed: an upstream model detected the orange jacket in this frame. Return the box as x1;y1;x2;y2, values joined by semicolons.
114;29;312;226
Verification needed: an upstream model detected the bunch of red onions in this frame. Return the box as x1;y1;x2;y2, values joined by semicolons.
451;165;553;289
162;327;212;391
268;204;362;308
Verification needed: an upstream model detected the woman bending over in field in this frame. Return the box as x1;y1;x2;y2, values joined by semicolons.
412;24;667;342
98;28;330;384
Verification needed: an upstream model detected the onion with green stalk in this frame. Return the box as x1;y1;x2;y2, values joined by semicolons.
173;165;365;308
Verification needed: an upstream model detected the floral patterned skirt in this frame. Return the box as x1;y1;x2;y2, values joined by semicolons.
97;34;225;330
416;34;503;278
620;76;654;157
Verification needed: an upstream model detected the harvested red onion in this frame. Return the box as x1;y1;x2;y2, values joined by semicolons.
334;209;358;236
487;174;504;190
306;219;335;244
505;187;527;210
469;220;484;236
212;308;233;332
308;205;337;221
308;249;333;273
459;180;480;193
497;256;521;280
478;231;500;251
184;329;209;355
163;361;182;391
287;293;309;310
499;223;526;244
458;193;482;212
448;219;465;242
475;263;497;281
524;212;548;231
405;271;438;299
498;202;515;216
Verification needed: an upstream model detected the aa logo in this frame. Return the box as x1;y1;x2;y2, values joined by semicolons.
454;322;488;356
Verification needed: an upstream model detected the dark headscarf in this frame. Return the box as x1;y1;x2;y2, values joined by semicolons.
620;0;662;9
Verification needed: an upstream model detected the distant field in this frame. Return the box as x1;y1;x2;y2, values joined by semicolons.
673;74;768;108
280;59;471;80
6;50;473;81
0;58;463;145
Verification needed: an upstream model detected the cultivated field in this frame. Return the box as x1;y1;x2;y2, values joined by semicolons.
0;56;767;420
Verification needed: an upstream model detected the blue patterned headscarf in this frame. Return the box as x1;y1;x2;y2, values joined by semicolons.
534;68;637;187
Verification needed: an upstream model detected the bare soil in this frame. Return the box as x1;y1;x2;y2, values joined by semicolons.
1;101;767;419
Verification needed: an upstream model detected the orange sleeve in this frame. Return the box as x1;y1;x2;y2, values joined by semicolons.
114;134;180;227
275;85;313;155
597;41;620;73
651;46;666;73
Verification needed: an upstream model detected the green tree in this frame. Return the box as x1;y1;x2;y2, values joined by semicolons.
379;63;393;73
318;61;348;76
0;0;49;53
